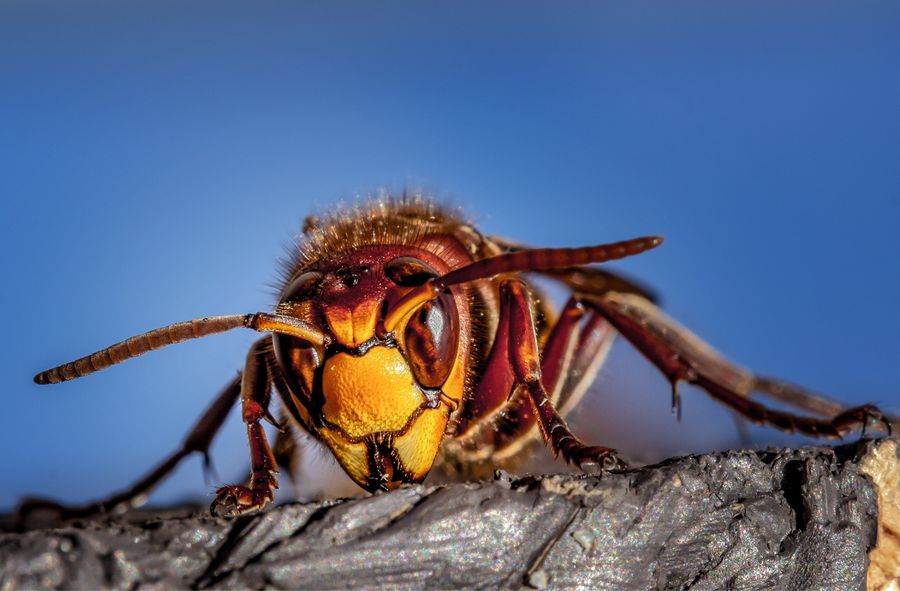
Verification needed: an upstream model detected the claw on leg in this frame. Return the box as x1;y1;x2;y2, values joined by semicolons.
210;472;277;517
832;404;891;438
574;446;629;473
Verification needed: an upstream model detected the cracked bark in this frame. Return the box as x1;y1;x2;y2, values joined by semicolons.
2;438;897;591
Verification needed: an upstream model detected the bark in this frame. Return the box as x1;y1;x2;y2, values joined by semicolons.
2;438;897;591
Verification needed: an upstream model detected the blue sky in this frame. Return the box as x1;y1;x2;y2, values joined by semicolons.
2;1;899;510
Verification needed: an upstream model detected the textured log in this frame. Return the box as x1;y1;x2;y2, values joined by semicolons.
2;438;896;590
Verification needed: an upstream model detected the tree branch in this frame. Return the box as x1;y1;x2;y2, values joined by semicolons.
2;438;897;590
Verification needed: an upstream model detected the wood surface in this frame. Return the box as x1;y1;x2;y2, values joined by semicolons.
2;438;896;590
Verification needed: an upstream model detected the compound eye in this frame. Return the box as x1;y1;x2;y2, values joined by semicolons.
385;257;439;287
282;271;323;302
403;292;459;388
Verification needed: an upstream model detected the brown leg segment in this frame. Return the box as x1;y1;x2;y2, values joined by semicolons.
555;309;618;416
210;339;280;517
751;376;847;418
489;297;617;458
503;279;627;471
273;414;301;486
18;371;242;523
452;287;516;439
586;291;892;438
449;293;577;454
539;298;587;403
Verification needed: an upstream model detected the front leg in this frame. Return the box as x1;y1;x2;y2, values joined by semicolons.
211;338;280;517
502;279;628;472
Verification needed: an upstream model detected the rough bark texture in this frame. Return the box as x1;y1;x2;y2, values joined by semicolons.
2;438;895;591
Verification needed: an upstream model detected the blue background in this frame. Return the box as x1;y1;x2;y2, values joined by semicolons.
2;2;898;510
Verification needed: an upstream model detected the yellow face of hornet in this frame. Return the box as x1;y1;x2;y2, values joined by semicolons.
272;246;468;491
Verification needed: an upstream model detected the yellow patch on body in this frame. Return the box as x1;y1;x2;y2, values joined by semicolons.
322;348;423;439
394;408;449;480
317;427;370;486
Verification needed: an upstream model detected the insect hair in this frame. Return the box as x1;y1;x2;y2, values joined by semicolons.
278;193;477;294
